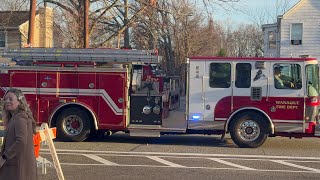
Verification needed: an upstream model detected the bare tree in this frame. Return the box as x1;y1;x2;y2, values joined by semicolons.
131;0;246;76
190;17;223;56
0;0;29;11
130;0;159;49
201;0;240;12
248;0;292;26
0;0;30;34
45;0;120;47
43;0;156;48
229;24;263;57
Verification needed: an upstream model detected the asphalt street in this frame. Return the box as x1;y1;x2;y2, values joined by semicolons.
35;133;320;180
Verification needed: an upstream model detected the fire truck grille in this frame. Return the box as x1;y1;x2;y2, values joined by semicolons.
251;87;262;101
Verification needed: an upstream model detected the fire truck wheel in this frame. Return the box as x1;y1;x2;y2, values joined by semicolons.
57;107;91;142
230;112;268;148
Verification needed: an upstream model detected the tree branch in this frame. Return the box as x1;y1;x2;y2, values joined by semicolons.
99;6;146;46
45;0;78;17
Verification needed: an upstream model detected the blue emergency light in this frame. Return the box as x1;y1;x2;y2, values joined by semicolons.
192;114;201;120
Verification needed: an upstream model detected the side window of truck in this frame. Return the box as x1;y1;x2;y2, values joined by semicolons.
235;63;252;88
306;64;319;96
209;63;231;88
273;63;302;89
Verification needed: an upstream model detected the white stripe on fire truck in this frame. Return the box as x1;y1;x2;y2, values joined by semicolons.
214;118;304;124
273;120;303;124
38;88;123;114
279;127;303;132
1;87;123;116
214;118;227;121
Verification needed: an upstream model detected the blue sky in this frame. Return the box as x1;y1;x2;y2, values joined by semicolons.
212;0;300;24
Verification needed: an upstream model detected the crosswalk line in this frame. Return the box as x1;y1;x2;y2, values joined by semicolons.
208;158;256;170
147;156;185;167
82;154;119;166
271;160;320;173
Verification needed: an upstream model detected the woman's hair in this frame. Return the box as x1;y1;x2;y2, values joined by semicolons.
2;88;37;134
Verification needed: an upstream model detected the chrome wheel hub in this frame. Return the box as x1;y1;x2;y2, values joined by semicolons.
63;115;83;136
237;120;260;141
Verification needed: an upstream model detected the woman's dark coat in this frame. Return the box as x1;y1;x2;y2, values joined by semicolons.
0;110;37;180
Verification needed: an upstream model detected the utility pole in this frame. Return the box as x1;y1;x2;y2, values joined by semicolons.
124;0;130;48
184;14;192;58
27;0;37;47
183;13;192;95
84;0;89;48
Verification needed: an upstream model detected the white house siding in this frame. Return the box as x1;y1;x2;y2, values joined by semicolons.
280;0;320;60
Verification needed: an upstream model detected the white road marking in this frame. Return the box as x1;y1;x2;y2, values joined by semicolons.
147;156;185;167
39;151;320;174
37;156;53;165
208;158;256;170
58;162;320;174
42;152;320;162
82;154;119;166
41;149;320;160
271;160;320;173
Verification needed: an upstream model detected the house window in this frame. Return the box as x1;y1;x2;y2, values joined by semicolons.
0;32;6;48
268;31;276;49
290;23;302;45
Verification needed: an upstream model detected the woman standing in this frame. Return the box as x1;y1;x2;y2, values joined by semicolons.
0;88;37;180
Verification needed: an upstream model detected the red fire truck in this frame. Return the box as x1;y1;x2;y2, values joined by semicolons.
0;48;180;140
1;48;320;148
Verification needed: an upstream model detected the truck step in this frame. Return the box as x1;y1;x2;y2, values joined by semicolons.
128;124;186;135
129;129;160;137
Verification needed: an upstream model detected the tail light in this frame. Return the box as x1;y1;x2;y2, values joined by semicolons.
306;97;319;106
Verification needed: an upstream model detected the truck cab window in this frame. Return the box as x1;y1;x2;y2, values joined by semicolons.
274;63;301;89
306;64;319;97
235;63;251;88
209;63;231;88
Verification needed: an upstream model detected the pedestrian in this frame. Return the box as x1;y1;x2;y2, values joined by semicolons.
0;88;37;180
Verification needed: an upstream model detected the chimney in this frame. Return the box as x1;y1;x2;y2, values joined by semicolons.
39;7;53;47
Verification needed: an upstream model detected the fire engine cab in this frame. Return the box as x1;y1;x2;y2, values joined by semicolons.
1;48;320;148
188;56;320;147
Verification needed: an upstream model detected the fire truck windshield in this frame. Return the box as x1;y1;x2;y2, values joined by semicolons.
306;64;319;96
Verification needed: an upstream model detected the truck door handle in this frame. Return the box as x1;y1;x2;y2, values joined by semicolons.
202;76;207;100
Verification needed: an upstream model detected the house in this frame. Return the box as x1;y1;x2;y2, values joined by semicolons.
0;7;53;49
262;0;320;59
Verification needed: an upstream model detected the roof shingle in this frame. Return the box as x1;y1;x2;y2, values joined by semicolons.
0;11;31;28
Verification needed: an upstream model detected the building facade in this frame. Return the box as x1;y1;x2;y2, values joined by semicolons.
262;0;320;59
0;7;53;49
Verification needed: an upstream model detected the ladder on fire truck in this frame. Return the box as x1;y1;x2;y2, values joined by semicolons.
2;48;160;64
